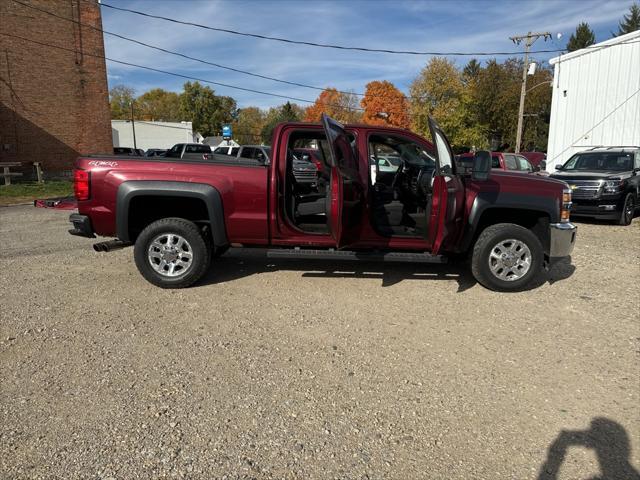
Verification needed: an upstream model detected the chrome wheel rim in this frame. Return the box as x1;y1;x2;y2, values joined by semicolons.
488;238;532;282
148;233;193;277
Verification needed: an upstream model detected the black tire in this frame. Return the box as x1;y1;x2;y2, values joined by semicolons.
134;217;210;288
471;223;544;292
618;193;634;226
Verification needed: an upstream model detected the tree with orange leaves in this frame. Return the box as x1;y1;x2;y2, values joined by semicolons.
303;88;361;124
360;81;410;129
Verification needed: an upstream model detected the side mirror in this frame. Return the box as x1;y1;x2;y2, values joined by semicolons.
540;160;547;170
555;164;564;170
472;151;491;181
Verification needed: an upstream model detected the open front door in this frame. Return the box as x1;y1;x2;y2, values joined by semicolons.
426;117;464;254
321;114;364;248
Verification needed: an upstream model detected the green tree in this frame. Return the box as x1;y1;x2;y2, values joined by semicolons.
409;58;485;148
179;82;237;137
462;59;481;83
136;88;181;121
232;107;266;144
567;22;596;52
261;102;303;144
615;3;640;36
109;85;135;119
468;58;551;151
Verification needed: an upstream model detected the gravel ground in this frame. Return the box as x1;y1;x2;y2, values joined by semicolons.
1;205;638;480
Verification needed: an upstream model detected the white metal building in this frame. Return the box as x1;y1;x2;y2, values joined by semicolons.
111;120;202;150
546;30;640;171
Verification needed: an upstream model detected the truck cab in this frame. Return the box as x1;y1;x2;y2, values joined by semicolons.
69;115;577;291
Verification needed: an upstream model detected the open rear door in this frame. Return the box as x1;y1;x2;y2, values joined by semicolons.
426;117;464;254
321;114;364;248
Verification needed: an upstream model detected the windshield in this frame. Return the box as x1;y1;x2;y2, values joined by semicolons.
563;152;634;171
370;135;435;169
263;147;271;159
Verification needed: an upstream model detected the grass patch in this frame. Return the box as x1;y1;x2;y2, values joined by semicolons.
0;180;73;206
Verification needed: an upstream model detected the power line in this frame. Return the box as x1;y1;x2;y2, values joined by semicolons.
98;1;640;58
98;1;567;57
0;32;366;112
10;0;363;97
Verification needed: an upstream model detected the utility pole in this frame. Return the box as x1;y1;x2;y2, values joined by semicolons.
130;101;137;150
510;31;551;152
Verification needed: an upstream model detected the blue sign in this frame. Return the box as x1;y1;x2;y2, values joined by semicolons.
222;124;232;139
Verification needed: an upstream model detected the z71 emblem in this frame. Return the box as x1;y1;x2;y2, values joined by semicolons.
88;160;119;167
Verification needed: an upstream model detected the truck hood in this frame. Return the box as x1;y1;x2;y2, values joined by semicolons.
491;170;568;188
550;170;627;181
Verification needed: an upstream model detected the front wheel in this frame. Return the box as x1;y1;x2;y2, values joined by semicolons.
134;217;211;288
618;193;635;226
471;223;543;292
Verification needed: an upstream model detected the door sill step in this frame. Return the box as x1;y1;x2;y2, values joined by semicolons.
266;248;447;264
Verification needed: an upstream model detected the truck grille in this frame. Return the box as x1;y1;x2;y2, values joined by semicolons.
568;180;602;199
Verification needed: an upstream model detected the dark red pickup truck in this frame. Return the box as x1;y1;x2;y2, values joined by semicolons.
69;115;576;291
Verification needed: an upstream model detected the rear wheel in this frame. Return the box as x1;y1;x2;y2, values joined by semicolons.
618;193;634;226
134;217;210;288
471;223;543;292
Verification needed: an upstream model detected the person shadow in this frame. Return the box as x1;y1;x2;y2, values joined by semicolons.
538;417;640;480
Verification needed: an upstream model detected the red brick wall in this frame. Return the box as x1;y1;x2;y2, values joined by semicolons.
0;0;112;175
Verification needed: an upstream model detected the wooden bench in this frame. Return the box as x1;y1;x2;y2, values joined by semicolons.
0;162;23;186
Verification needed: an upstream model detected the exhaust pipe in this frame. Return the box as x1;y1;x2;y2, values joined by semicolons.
93;240;132;252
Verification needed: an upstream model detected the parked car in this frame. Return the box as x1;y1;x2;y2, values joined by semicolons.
520;151;547;170
165;143;212;159
113;147;142;156
551;147;640;225
457;152;547;175
69;115;576;292
212;145;240;157
213;145;270;164
145;148;167;157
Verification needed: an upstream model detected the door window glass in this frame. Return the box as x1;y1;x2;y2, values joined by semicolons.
433;130;453;172
166;145;182;157
517;156;533;171
240;147;255;159
491;155;501;169
504;155;518;170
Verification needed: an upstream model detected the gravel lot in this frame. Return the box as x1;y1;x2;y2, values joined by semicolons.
1;205;638;479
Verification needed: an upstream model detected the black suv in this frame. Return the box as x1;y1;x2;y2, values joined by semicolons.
551;147;640;225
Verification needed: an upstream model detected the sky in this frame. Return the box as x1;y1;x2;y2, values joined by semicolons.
101;0;636;110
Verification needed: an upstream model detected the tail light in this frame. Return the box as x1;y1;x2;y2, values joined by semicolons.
73;169;90;201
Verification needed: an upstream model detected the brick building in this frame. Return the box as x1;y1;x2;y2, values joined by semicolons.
0;0;112;176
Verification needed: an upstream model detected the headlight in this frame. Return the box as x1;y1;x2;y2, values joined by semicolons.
561;188;572;223
603;179;623;194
